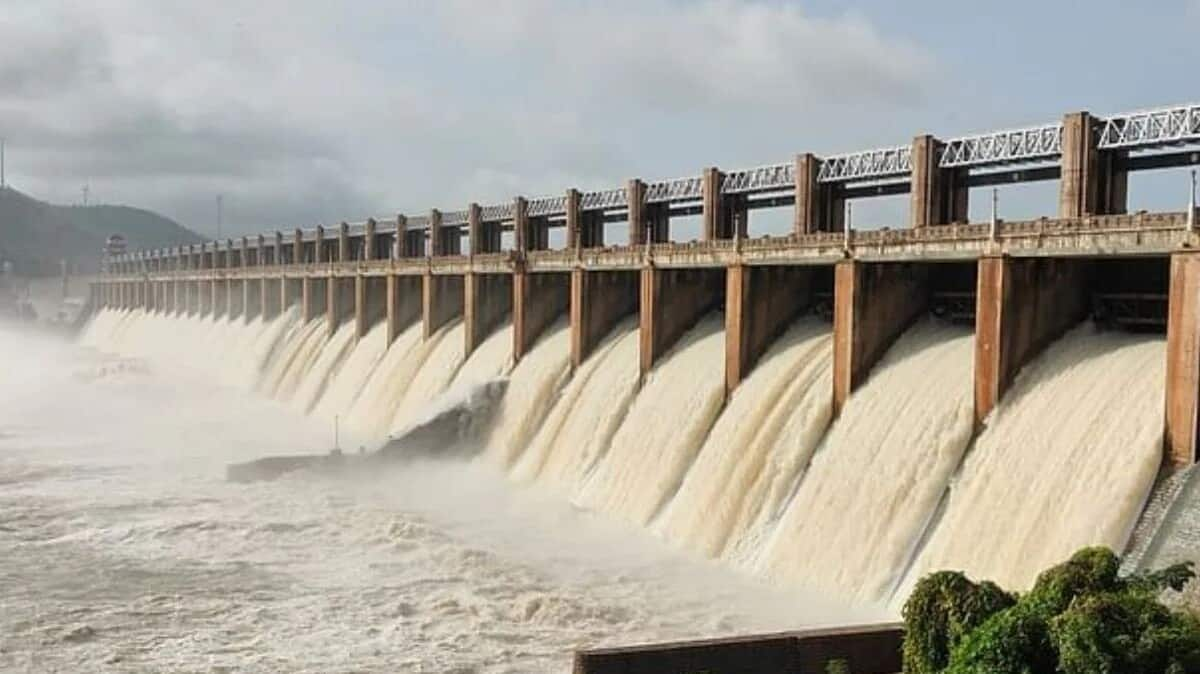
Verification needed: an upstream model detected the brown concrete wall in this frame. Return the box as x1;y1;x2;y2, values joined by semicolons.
1166;251;1200;468
973;255;1091;426
465;272;512;356
640;267;724;375
327;276;354;334
833;260;929;416
423;273;464;339
725;264;815;396
244;279;262;321
514;271;569;361
573;624;902;674
571;269;639;368
387;275;422;345
356;276;387;339
1059;112;1128;218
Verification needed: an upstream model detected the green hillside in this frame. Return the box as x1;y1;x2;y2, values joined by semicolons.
0;186;203;275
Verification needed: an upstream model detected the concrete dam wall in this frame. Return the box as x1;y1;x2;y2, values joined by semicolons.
81;257;1175;607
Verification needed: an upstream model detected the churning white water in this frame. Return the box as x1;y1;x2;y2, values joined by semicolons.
4;318;870;673
758;320;975;603
903;325;1166;595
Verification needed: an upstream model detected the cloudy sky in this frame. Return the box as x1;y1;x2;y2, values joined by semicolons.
2;0;1198;239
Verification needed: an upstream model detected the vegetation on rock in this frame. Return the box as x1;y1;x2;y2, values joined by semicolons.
903;547;1200;673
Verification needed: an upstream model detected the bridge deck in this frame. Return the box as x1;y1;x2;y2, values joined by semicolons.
106;212;1192;282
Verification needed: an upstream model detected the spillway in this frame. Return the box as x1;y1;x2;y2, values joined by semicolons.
74;304;1179;617
576;314;727;528
483;320;571;469
902;325;1166;595
511;319;640;493
655;319;832;560
757;320;975;603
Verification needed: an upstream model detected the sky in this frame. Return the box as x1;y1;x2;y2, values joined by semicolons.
1;0;1198;240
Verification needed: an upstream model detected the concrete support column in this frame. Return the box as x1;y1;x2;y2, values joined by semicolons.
244;278;261;322
465;272;512;356
725;264;815;396
513;271;569;362
364;219;377;261
260;276;276;320
627;179;647;247
793;153;845;234
1166;251;1200;467
1059;111;1128;218
315;226;327;263
327;274;354;335
227;277;242;320
386;274;423;345
422;273;464;339
338;222;350;262
832;260;929;416
172;280;181;314
702;167;746;240
565;190;581;250
513;198;530;253
468;203;483;255
429;210;445;257
973;255;1091;427
569;269;639;368
301;276;314;324
639;266;724;375
911;135;969;228
293;228;304;264
212;279;227;318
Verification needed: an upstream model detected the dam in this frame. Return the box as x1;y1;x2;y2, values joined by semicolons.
86;102;1200;616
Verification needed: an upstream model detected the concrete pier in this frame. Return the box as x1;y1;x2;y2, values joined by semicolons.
1166;251;1200;468
513;271;569;362
973;256;1090;426
832;261;929;416
639;266;724;376
465;272;511;356
423;273;463;339
570;269;639;368
387;274;422;344
725;264;819;396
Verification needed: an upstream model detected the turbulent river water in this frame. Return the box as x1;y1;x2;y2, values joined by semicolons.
0;303;1171;672
0;319;869;673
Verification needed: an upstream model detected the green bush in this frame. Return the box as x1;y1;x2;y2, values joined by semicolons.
902;571;1016;673
901;547;1198;674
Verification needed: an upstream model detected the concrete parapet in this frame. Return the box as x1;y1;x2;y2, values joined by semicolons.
725;264;820;396
832;260;929;416
640;266;724;375
570;269;639;368
1166;251;1200;468
514;271;569;362
423;272;464;339
974;255;1091;426
465;272;512;356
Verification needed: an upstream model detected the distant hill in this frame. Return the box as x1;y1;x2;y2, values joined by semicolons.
0;186;203;275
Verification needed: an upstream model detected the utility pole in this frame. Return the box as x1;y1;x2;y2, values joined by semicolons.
216;194;224;240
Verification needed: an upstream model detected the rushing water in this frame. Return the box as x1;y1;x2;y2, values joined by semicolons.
4;301;1177;670
902;325;1166;595
2;314;869;673
756;320;975;603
